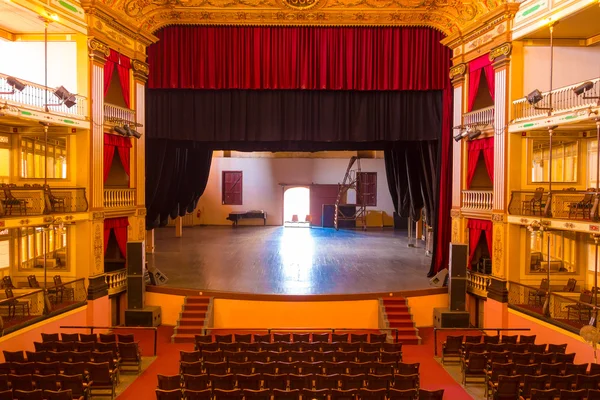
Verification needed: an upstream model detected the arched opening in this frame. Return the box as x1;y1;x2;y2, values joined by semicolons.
283;187;310;227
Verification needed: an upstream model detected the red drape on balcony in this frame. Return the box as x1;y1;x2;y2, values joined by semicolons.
104;217;129;258
104;50;131;108
467;137;494;188
148;26;449;91
467;54;495;112
467;218;493;267
104;133;133;182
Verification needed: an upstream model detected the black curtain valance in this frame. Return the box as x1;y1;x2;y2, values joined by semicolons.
146;89;442;147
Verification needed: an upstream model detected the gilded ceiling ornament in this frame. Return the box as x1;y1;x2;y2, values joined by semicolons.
489;42;512;61
88;38;111;57
281;0;321;10
448;63;466;79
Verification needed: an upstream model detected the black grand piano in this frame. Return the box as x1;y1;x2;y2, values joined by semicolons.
226;210;267;226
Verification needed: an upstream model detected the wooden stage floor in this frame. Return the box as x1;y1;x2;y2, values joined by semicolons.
148;226;433;295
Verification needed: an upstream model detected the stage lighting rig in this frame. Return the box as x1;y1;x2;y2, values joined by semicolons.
0;76;26;95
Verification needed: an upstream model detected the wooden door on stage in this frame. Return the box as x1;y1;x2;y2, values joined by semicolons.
309;184;340;227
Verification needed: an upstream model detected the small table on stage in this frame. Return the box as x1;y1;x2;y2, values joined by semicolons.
226;210;267;226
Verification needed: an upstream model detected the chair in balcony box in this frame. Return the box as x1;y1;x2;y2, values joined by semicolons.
1;184;27;215
1;276;15;289
28;275;40;288
566;290;594;322
562;279;577;293
568;189;595;220
522;187;545;216
528;279;549;306
52;275;74;303
43;185;66;213
4;288;29;318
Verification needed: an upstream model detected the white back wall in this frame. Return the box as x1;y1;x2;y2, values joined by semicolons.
195;157;394;226
523;46;600;94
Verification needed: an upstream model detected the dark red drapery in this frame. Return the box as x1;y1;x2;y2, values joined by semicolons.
104;50;131;108
104;217;129;258
467;137;494;188
467;54;495;112
148;26;449;91
467;218;493;266
104;133;132;183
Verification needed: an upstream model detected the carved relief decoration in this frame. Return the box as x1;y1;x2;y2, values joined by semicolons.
451;216;460;243
489;42;512;61
449;63;466;80
139;219;145;240
97;0;502;35
88;38;111;58
491;213;504;222
492;223;504;278
93;224;103;274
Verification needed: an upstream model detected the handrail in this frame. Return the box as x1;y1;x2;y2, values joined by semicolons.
60;325;158;356
433;327;532;356
0;288;45;305
204;327;403;343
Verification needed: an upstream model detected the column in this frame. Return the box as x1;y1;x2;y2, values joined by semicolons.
488;42;513;305
449;64;466;244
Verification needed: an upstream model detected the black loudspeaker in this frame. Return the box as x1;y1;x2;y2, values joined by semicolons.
126;241;145;276
125;306;162;327
322;205;335;228
433;307;470;328
449;243;468;278
337;205;357;229
127;276;145;309
147;265;169;286
449;277;467;311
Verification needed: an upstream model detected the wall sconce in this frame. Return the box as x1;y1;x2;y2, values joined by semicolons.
0;76;26;95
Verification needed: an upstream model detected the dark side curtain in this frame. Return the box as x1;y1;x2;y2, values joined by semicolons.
146;139;213;229
148;26;448;91
146;89;442;144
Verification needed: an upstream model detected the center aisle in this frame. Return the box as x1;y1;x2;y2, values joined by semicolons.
117;326;473;400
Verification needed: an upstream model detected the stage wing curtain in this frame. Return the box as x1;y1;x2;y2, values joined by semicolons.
105;50;131;107
466;137;494;188
467;54;495;112
104;217;129;257
148;26;449;91
146;140;213;229
146;89;442;144
467;218;493;266
104;134;133;181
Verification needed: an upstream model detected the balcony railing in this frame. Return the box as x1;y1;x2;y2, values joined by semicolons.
508;189;598;220
467;271;491;297
0;278;87;335
513;78;600;122
105;269;127;295
0;73;88;119
508;281;598;334
104;103;135;125
463;105;495;127
0;185;88;217
462;190;493;212
104;188;136;209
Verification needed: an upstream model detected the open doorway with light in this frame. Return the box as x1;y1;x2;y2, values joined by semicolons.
284;187;310;227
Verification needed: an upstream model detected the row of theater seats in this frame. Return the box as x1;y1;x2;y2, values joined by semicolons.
183;351;403;366
194;343;402;355
0;388;80;400
194;334;389;345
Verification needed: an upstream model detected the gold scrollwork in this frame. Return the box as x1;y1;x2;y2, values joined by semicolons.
449;63;466;80
281;0;321;11
489;42;512;62
93;212;105;220
132;60;150;77
492;223;504;278
450;209;461;218
491;213;504;222
137;208;147;216
88;39;111;58
93;224;103;274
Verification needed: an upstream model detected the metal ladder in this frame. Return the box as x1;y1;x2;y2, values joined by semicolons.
334;156;366;230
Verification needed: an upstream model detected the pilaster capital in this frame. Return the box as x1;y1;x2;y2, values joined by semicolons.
88;38;111;64
449;63;466;86
132;60;149;83
489;42;512;69
491;213;505;223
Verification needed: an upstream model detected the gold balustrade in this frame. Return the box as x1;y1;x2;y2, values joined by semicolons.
105;269;127;295
103;188;136;209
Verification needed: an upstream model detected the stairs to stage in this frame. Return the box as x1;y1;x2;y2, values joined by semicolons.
382;297;421;345
172;296;211;343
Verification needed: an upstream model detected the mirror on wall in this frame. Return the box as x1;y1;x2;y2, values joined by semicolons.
18;226;68;271
530;139;578;183
528;230;578;274
20;136;68;179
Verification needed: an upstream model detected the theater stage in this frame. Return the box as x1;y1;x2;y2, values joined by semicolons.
148;226;434;296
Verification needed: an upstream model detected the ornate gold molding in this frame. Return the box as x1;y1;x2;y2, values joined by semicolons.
450;209;462;218
136;207;147;216
93;224;103;274
88;38;111;63
491;213;504;222
132;60;150;82
489;42;512;62
93;211;106;220
492;222;504;278
449;63;466;80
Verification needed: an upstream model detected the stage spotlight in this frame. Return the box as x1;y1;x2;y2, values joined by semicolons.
573;81;594;96
113;125;127;136
1;76;26;94
53;86;76;108
468;128;482;140
125;124;142;139
453;130;469;142
526;89;544;106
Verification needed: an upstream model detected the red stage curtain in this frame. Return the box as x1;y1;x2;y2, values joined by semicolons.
105;50;131;108
467;218;493;266
104;217;129;257
104;133;132;182
466;137;494;188
467;54;495;112
148;26;449;91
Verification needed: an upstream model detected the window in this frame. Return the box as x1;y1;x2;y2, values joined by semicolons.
358;172;377;206
18;226;68;271
0;135;9;181
587;139;598;189
20;135;68;179
528;229;577;274
530;139;578;183
222;171;243;205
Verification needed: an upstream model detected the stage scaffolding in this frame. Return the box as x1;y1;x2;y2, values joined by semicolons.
334;156;367;231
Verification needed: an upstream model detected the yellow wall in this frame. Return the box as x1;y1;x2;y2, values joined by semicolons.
145;291;186;326
213;299;379;329
406;294;448;327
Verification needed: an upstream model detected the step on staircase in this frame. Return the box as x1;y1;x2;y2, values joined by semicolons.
172;296;212;343
382;298;421;345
